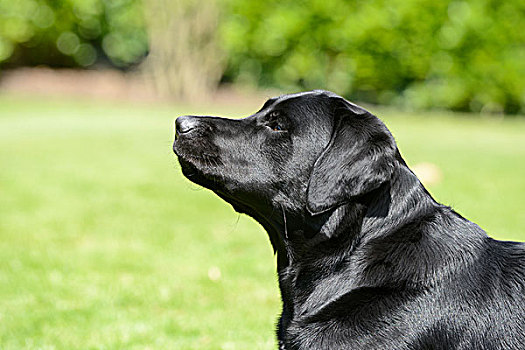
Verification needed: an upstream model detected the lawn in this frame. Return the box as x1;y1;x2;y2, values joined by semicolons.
0;95;524;349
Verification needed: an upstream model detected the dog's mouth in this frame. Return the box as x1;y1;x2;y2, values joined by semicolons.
173;136;226;189
173;129;219;164
174;146;222;171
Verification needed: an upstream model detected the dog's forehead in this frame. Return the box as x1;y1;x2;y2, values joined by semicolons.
272;90;326;105
267;90;367;116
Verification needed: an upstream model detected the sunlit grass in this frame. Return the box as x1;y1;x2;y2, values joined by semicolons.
0;95;524;349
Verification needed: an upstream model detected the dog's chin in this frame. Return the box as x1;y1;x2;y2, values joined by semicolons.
176;154;257;216
178;158;236;204
176;155;219;190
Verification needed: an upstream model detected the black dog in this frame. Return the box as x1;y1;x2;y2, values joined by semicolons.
173;90;525;349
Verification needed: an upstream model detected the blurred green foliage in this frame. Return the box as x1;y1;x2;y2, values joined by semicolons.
1;0;524;113
221;0;525;113
0;0;148;68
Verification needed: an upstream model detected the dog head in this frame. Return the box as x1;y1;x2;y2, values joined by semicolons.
173;90;397;244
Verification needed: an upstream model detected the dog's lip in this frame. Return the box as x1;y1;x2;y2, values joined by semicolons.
172;140;191;160
172;145;202;167
172;130;193;155
173;144;190;160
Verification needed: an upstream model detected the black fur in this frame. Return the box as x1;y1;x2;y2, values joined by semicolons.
173;90;525;349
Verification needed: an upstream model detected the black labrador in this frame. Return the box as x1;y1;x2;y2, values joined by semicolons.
172;90;525;349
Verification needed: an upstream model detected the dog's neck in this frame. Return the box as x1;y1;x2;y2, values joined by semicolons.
242;157;490;333
259;160;438;271
267;161;488;324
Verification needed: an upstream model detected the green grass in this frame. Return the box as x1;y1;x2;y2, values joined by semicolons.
0;95;524;349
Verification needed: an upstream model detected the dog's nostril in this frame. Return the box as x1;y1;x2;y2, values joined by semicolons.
176;116;198;134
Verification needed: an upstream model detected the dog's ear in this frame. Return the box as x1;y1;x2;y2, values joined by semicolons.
306;97;396;215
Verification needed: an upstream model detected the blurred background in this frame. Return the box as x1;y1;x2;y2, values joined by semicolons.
0;0;524;349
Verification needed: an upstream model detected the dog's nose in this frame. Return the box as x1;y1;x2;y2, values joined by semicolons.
176;115;199;135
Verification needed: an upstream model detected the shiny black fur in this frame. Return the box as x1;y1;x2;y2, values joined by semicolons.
173;90;525;349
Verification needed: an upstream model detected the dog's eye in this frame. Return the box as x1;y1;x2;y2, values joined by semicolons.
267;120;286;132
266;111;286;132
